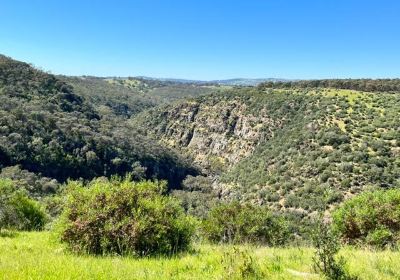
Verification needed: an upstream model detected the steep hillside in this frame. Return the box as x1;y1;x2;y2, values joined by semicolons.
132;87;400;220
223;89;399;210
131;89;306;173
0;55;197;193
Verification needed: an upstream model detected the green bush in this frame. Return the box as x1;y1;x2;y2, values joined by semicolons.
365;227;393;248
222;247;264;280
333;189;400;248
0;179;47;231
312;220;357;280
201;202;288;245
56;177;195;256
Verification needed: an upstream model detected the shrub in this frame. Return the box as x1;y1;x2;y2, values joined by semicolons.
56;177;195;256
333;189;400;248
201;202;288;245
0;179;47;231
221;247;264;280
365;227;393;248
312;220;357;280
318;129;350;148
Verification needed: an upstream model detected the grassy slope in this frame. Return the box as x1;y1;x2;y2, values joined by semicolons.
0;232;399;280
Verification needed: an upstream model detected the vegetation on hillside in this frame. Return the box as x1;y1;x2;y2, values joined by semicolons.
61;76;156;118
259;79;400;93
1;55;400;279
62;76;221;118
222;89;399;216
0;55;197;191
134;86;399;231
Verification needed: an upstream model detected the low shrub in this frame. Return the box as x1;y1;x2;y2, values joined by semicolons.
56;177;195;256
201;202;288;245
312;220;357;280
0;179;47;231
332;189;400;249
222;247;264;280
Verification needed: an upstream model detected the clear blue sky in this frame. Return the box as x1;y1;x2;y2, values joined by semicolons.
1;0;399;80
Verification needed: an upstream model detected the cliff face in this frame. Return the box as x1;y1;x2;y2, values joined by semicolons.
134;97;285;172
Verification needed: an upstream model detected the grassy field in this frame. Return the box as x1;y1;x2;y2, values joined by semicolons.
0;232;399;280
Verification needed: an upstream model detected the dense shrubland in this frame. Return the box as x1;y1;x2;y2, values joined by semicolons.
136;86;399;229
0;55;198;191
0;165;60;198
221;89;399;209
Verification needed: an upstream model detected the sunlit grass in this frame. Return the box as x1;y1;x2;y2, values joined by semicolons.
0;232;399;279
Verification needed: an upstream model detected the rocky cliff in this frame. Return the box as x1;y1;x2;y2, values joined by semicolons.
131;92;294;173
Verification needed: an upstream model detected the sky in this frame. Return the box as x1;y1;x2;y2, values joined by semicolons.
1;0;400;80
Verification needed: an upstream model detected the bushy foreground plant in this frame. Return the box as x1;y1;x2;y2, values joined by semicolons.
0;179;47;231
202;201;288;245
333;189;400;248
56;177;195;256
222;247;264;280
312;220;357;280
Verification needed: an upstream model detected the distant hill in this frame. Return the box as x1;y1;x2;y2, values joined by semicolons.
135;76;289;86
210;78;290;86
60;76;157;118
64;76;223;106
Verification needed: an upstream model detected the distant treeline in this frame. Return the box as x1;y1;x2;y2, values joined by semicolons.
259;79;400;93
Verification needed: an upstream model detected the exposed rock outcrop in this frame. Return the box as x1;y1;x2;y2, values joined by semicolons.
133;97;284;172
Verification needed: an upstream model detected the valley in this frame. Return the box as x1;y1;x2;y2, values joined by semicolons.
0;54;399;279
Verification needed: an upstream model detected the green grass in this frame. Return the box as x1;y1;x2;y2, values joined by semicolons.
0;232;399;279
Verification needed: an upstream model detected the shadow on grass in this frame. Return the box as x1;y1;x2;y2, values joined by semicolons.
79;245;203;261
0;229;19;238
